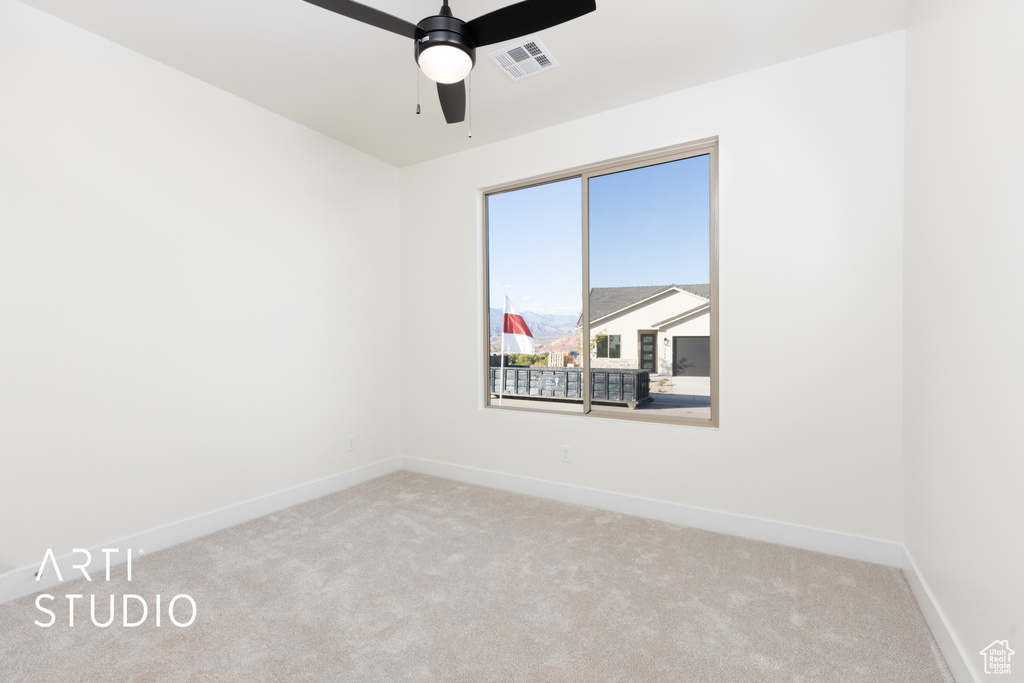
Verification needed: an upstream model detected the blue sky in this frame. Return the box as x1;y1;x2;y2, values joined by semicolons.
487;177;582;316
488;154;710;317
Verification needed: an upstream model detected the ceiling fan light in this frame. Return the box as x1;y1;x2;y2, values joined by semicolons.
418;44;473;84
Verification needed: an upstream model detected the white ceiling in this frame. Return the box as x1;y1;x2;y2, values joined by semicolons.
19;0;913;167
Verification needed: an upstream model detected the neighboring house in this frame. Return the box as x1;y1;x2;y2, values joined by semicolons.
578;285;710;376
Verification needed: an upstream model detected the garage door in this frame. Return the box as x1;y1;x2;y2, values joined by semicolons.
672;336;710;376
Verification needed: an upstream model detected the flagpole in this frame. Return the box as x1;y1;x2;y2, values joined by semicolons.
499;297;507;406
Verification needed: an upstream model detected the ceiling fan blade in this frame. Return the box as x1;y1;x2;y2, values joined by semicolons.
437;81;466;124
300;0;417;39
464;0;596;48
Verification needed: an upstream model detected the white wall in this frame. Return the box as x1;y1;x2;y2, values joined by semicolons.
904;0;1024;678
400;33;906;542
0;1;401;573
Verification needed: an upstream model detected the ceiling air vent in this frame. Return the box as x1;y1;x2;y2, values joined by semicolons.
488;37;559;82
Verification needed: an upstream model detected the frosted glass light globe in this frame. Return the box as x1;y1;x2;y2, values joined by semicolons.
418;45;473;84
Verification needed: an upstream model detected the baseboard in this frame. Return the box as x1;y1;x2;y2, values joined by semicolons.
0;457;403;605
400;456;904;567
901;547;977;683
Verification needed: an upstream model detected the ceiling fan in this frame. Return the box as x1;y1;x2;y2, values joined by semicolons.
301;0;597;124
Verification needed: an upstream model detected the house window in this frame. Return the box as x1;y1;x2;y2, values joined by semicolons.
594;334;620;358
483;139;718;426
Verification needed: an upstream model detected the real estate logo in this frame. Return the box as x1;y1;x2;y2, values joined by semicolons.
33;548;196;628
979;639;1014;675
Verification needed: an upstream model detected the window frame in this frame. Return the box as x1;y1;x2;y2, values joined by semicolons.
482;138;719;427
594;334;621;359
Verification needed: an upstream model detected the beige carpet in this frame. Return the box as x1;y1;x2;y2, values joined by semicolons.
0;471;952;682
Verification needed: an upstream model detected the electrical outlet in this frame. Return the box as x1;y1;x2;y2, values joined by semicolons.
347;435;356;451
561;445;571;463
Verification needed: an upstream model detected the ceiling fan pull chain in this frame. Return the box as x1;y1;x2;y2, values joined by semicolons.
416;66;421;115
468;73;472;138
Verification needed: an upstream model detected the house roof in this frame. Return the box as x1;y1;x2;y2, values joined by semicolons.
650;303;712;330
578;284;710;326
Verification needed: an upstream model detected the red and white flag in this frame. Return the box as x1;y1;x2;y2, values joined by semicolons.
502;296;535;353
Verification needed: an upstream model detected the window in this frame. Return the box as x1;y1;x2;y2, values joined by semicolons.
594;334;620;359
484;139;718;426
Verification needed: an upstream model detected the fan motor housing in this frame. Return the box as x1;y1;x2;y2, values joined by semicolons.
414;14;477;71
